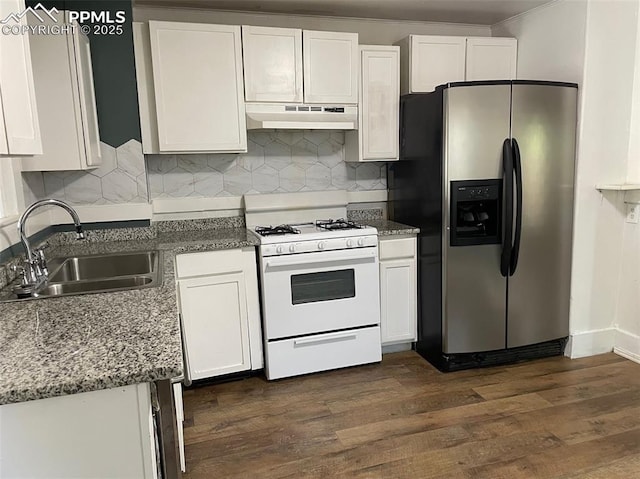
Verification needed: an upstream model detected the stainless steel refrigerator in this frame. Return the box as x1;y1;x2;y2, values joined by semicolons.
388;80;578;371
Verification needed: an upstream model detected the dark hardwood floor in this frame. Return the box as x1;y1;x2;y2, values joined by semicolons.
182;352;640;478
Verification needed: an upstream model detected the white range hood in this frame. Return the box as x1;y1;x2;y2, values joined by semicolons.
245;103;357;130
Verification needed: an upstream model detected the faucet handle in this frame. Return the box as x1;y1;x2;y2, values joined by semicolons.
10;263;29;286
34;248;48;274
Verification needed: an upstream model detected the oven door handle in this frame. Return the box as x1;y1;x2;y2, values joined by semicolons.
264;248;377;269
294;332;358;347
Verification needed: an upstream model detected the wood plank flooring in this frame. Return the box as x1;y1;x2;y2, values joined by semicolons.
181;352;640;478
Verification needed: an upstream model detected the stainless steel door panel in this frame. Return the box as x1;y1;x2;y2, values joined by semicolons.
445;85;512;181
444;244;506;353
507;84;577;348
443;84;511;353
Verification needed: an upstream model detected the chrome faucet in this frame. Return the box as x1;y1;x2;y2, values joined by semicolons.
13;199;85;295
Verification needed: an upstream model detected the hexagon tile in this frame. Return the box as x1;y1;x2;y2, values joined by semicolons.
145;131;387;199
22;140;149;206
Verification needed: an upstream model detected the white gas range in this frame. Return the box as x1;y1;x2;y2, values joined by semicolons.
245;192;382;380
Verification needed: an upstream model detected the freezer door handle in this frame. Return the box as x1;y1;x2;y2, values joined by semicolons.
510;138;523;276
500;138;514;277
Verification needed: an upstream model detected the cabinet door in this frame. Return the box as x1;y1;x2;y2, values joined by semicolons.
149;21;247;152
178;273;251;380
409;35;466;93
242;26;303;102
72;29;102;167
360;46;399;161
303;30;358;104
466;38;517;81
0;92;8;154
380;257;417;345
0;0;42;155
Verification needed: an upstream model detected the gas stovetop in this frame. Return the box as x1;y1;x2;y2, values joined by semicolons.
255;219;363;238
253;219;378;252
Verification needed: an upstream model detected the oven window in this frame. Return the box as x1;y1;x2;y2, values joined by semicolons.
291;269;355;305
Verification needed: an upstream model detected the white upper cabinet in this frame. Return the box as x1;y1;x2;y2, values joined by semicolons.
242;26;303;102
398;34;517;93
0;94;8;155
148;21;247;153
346;45;399;162
303;30;359;104
73;28;102;168
23;15;101;171
0;0;42;156
466;37;517;81
400;35;466;94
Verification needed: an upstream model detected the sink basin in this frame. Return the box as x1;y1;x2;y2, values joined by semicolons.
48;251;158;282
35;276;155;297
0;251;162;302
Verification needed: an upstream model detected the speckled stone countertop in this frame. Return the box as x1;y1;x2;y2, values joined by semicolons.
364;219;420;236
348;208;420;236
0;222;259;405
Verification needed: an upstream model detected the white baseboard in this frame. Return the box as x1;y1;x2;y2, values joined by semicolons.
613;328;640;364
382;343;413;354
565;328;615;358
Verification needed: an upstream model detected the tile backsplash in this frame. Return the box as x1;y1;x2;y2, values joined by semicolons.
22;140;148;206
21;132;388;207
146;130;387;198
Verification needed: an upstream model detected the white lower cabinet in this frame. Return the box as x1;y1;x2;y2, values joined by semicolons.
379;236;418;345
176;248;263;383
0;384;157;478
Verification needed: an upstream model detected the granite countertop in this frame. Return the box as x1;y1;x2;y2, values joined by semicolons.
0;225;260;405
364;219;420;236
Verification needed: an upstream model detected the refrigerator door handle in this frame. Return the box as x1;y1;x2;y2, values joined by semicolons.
510;138;523;276
500;138;514;277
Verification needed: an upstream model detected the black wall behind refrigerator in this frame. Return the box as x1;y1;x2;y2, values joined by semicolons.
387;89;445;366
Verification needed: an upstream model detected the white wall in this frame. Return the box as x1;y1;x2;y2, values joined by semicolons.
494;0;640;358
133;7;491;43
492;0;587;84
614;7;640;362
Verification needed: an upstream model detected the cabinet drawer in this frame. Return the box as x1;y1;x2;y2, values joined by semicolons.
176;248;247;278
265;326;382;380
379;237;416;260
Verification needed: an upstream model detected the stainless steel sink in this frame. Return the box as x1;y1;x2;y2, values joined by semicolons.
1;251;162;302
48;251;158;282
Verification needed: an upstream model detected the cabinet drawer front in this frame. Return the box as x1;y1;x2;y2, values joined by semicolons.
379;237;416;260
265;326;381;379
176;249;248;278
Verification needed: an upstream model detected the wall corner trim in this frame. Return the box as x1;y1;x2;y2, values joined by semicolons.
565;328;615;358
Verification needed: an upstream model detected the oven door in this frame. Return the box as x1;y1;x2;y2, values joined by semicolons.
261;247;380;340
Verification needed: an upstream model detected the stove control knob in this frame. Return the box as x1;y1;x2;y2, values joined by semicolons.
276;246;284;254
318;241;326;250
289;244;296;253
357;238;365;247
346;239;354;248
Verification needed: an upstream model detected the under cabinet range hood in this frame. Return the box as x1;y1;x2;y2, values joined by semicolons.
245;103;358;130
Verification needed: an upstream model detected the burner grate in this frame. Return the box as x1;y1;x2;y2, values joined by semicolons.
315;218;362;231
255;225;301;236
